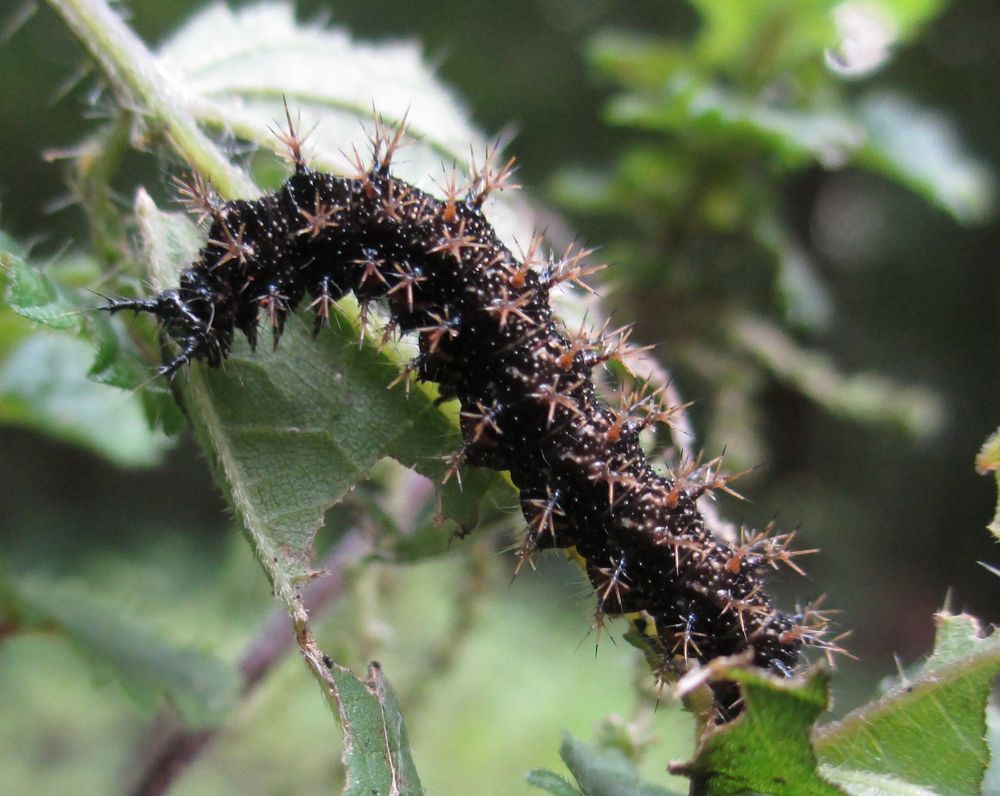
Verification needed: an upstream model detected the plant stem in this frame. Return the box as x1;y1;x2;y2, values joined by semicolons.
127;530;371;796
46;0;255;199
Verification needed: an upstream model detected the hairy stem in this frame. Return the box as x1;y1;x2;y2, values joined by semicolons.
127;530;371;796
46;0;254;199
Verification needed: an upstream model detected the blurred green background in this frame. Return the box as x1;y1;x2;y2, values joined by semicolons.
1;1;998;793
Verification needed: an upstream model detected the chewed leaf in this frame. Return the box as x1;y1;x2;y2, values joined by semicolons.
666;613;999;796
331;662;422;796
671;664;842;796
816;612;1000;796
136;191;506;590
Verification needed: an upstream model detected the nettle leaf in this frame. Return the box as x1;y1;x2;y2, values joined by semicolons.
330;662;423;796
0;249;173;466
670;666;842;796
132;190;495;795
668;613;999;796
0;573;239;729
606;76;866;171
155;2;533;247
3;249;83;332
136;191;504;587
815;612;1000;796
546;732;684;796
48;2;552;787
527;768;585;796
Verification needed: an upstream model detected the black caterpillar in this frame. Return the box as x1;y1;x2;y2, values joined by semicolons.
105;115;837;715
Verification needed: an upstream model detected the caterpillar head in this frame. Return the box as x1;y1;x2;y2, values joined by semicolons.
103;287;231;374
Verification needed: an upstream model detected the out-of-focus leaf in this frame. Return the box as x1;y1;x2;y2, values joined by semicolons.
858;93;994;223
0;573;239;728
671;667;842;796
687;0;837;76
554;732;683;796
816;612;1000;796
0;333;171;466
1;243;181;459
3;251;83;332
588;32;686;89
755;218;833;332
527;768;585;796
607;77;865;170
730;315;943;438
975;427;1000;541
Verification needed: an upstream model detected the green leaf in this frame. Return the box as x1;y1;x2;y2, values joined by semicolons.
527;768;585;796
671;666;843;796
975;427;1000;541
816;612;1000;796
0;573;239;729
135;193;505;589
156;4;516;208
556;732;684;796
0;241;179;462
686;0;838;76
606;76;865;170
3;251;83;332
588;33;686;90
330;662;423;796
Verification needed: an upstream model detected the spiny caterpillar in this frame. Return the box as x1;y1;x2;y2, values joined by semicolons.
104;112;840;715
